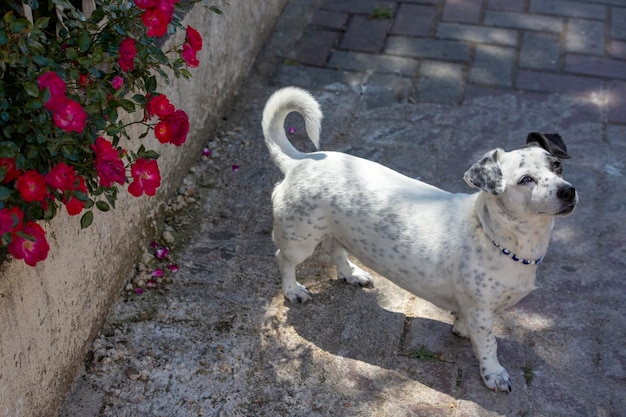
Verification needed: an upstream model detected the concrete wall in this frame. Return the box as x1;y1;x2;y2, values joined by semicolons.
0;1;288;416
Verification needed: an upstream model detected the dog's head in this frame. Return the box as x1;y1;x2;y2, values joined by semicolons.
464;133;577;217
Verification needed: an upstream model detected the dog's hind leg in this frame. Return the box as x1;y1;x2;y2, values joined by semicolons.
273;221;321;303
322;238;373;287
276;247;313;303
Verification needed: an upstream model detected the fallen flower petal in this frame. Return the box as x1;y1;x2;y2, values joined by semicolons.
231;164;240;172
151;268;164;277
167;264;179;272
202;147;211;156
155;246;169;259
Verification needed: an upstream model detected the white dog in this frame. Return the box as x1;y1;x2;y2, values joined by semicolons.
262;87;577;392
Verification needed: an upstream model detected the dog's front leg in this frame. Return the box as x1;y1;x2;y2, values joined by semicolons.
465;309;512;393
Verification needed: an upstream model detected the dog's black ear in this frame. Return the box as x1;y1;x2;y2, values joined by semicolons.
463;149;506;195
526;132;571;159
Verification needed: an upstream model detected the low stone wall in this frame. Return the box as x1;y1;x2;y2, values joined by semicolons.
0;1;288;416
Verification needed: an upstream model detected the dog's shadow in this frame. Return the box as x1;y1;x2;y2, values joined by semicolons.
283;266;551;412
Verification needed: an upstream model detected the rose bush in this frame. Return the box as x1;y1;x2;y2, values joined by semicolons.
0;0;221;266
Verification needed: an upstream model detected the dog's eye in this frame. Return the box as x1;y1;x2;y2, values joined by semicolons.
518;175;535;185
552;160;563;174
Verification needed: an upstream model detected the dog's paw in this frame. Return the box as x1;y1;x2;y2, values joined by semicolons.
482;366;512;393
452;315;469;339
339;267;373;288
284;283;312;303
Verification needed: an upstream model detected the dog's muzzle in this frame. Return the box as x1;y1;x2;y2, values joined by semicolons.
556;184;577;215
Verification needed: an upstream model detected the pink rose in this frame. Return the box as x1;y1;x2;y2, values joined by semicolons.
90;137;126;187
141;9;170;37
111;75;124;90
51;97;88;133
8;222;49;267
185;26;202;51
181;43;199;68
128;158;161;197
118;38;137;72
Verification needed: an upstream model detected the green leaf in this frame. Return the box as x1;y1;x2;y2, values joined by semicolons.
95;201;110;211
9;18;29;34
34;17;50;29
80;211;94;229
0;141;18;158
62;145;79;161
132;94;146;105
77;30;91;52
1;232;12;246
145;75;157;93
119;99;135;113
0;186;11;200
23;81;39;97
138;149;159;160
65;47;78;61
105;192;116;209
73;190;88;202
44;199;57;220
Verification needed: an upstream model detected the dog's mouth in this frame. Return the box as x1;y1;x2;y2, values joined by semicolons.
555;204;576;216
538;203;577;217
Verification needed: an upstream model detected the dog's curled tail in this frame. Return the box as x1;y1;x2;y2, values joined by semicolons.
262;86;322;174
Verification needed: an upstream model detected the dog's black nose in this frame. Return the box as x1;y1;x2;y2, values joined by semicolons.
557;185;576;202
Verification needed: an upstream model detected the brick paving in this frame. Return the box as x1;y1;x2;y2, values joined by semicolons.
289;0;626;124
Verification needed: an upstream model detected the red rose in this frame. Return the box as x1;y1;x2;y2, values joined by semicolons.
134;0;156;9
164;110;189;146
146;94;174;119
45;162;76;191
78;73;89;87
154;0;177;16
8;221;49;267
118;38;137;72
91;137;126;187
141;9;170;37
38;71;69;112
128;158;161;197
185;26;202;51
51;97;88;133
37;71;66;98
155;110;189;146
154;120;172;144
181;43;199;68
0;207;23;235
16;170;48;202
0;158;22;183
63;176;88;216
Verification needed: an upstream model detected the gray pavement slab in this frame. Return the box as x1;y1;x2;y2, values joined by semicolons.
60;0;626;416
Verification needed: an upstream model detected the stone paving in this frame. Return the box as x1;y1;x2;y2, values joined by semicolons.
60;0;626;416
287;0;626;121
